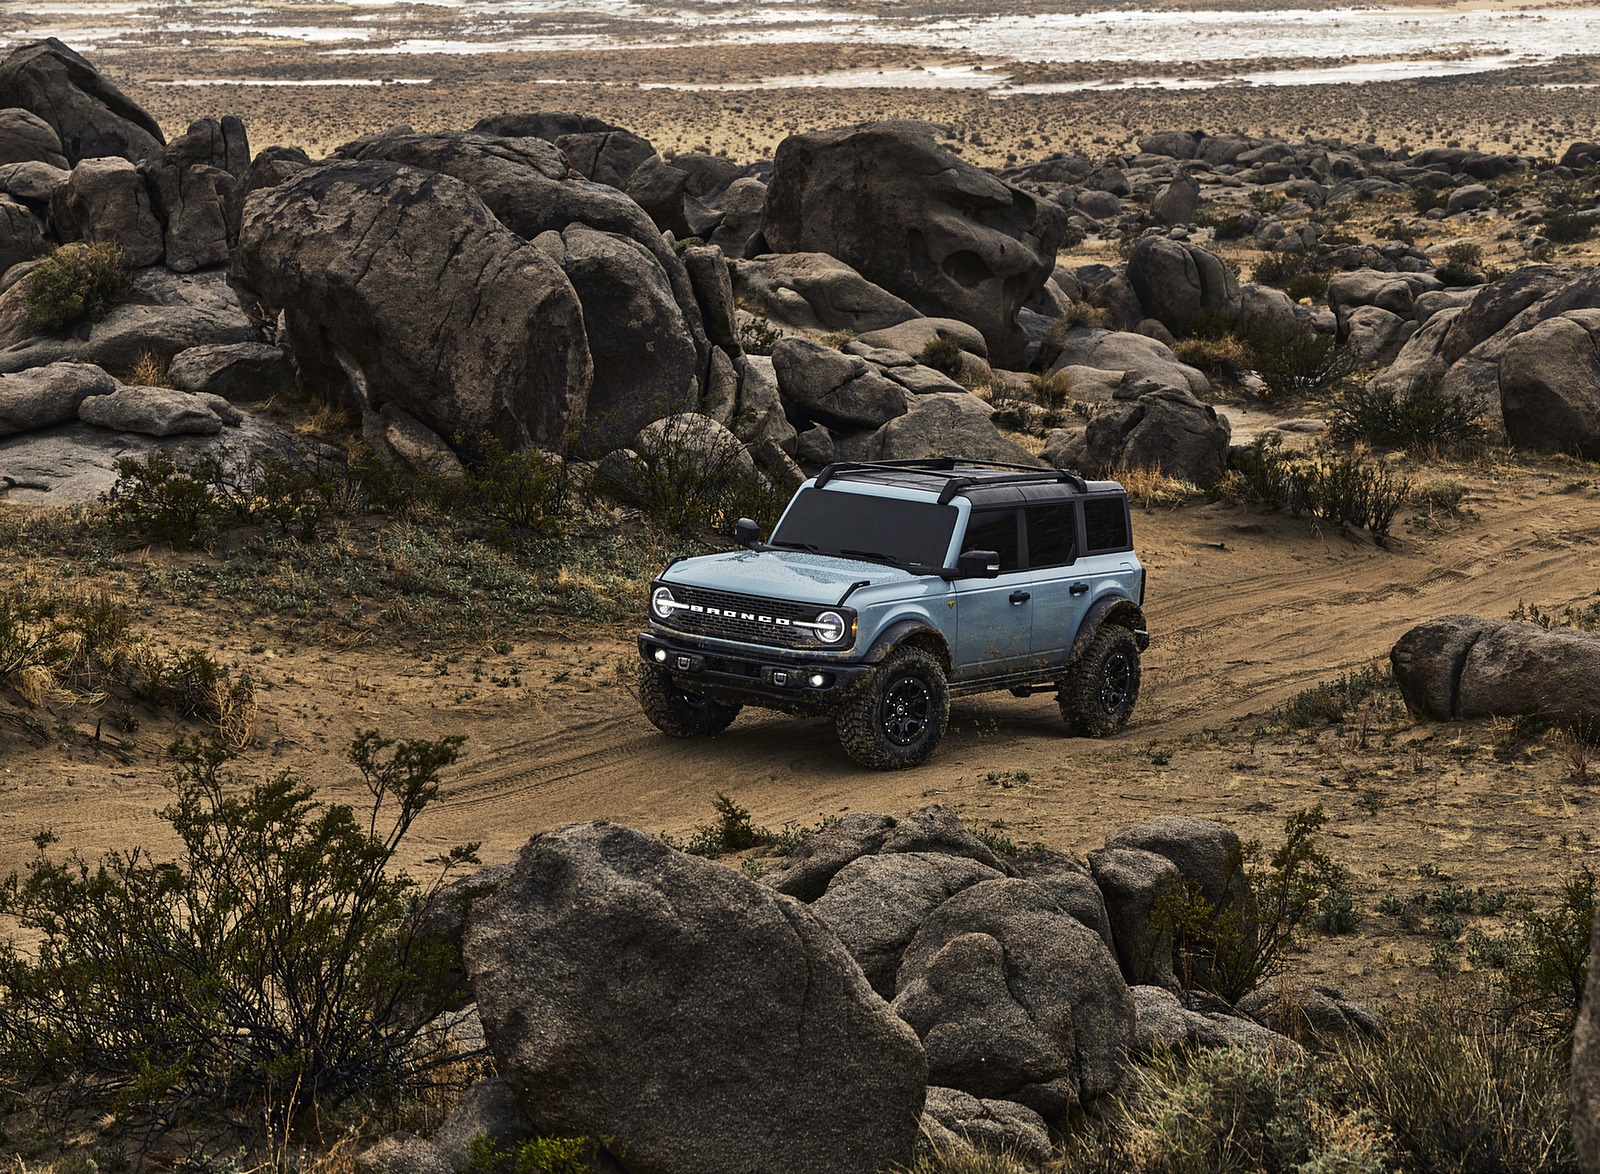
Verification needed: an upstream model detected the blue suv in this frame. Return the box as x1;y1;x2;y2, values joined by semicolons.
638;459;1149;769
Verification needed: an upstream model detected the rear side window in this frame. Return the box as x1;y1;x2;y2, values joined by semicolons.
1024;503;1076;568
963;509;1021;572
1083;497;1131;553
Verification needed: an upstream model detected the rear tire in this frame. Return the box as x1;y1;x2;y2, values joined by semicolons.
836;648;950;770
1060;625;1141;737
639;664;741;737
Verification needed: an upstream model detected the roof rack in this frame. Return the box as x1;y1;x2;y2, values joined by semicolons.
813;458;1089;504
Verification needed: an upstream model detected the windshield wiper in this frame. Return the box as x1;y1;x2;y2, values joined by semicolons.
769;539;818;552
840;548;901;566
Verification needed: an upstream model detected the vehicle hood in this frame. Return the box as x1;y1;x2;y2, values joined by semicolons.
660;550;914;606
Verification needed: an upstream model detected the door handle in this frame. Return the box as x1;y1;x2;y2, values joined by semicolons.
1069;582;1089;596
1010;590;1031;604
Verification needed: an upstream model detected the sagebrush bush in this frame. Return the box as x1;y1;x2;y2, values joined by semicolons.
0;731;479;1128
1330;382;1485;453
1250;253;1328;304
1239;317;1361;400
1542;210;1596;244
919;334;967;378
24;242;133;332
1223;436;1411;541
1435;240;1486;287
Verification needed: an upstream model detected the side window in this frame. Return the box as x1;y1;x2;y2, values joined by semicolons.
1083;497;1131;553
962;509;1020;572
1024;502;1076;569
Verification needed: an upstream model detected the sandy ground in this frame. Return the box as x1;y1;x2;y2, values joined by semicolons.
4;447;1598;1001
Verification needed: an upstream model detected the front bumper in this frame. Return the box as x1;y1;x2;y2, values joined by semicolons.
638;631;873;714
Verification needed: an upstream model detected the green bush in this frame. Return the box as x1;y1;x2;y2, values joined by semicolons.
1225;436;1411;541
1435;241;1485;287
1250;254;1328;304
1467;866;1593;1038
24;242;134;332
1541;210;1595;244
469;1134;611;1174
1154;807;1346;1003
1330;383;1484;453
0;731;478;1125
1329;981;1576;1172
1240;318;1360;400
606;413;787;535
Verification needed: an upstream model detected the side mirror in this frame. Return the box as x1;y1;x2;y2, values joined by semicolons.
734;517;762;549
955;549;1001;579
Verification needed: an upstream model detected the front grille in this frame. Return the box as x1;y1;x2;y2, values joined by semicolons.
659;585;825;650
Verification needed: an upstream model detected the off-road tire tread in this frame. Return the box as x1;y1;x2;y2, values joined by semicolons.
836;648;950;770
1060;624;1141;737
639;664;741;737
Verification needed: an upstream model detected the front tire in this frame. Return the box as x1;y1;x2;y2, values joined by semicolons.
639;664;741;737
836;648;950;770
1060;625;1141;737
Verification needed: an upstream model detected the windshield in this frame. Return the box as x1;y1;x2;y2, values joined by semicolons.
770;488;958;571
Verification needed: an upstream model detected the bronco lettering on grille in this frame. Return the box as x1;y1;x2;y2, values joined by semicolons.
688;604;791;626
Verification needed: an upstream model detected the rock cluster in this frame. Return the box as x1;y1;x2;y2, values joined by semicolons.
358;809;1379;1174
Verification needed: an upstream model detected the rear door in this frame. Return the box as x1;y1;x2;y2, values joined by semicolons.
1032;495;1137;661
1025;499;1092;662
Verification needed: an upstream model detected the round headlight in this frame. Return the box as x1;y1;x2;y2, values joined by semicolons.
814;610;847;644
651;586;676;619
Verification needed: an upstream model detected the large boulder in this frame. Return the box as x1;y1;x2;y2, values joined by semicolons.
0;360;116;435
1391;616;1600;729
340;129;709;387
463;822;928;1174
234;160;592;453
1061;378;1230;485
810;851;1007;998
763;121;1067;366
762;807;1010;902
1126;237;1241;336
866;392;1041;464
1105;815;1252;918
1087;846;1180;988
1497;310;1600;458
60;156;164;267
534;224;699;456
771;337;909;430
0;108;68;169
891;878;1134;1117
166;342;295;401
0;268;261;373
731;253;920;333
1046;327;1208;396
147;118;249;274
0;195;46;272
0;40;165;165
78;385;226;436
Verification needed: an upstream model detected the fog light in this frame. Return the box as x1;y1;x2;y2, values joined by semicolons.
809;672;827;688
654;648;667;663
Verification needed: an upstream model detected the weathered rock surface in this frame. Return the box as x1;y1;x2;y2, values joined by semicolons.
1391;615;1600;729
731;252;921;333
0;39;165;165
771;337;910;430
892;878;1134;1116
764;121;1066;366
167;341;295;400
78;384;226;436
811;851;1007;998
866;391;1040;464
1047;327;1209;396
0;195;47;273
921;1088;1053;1165
535;223;698;455
762;807;1010;902
463;821;927;1174
1497;310;1600;458
1575;913;1600;1174
0;268;261;373
362;403;465;480
1087;846;1180;988
1131;986;1305;1059
1126;236;1241;335
61;155;164;266
0;360;116;435
1235;984;1383;1042
1056;378;1230;485
0;108;67;169
235;160;592;453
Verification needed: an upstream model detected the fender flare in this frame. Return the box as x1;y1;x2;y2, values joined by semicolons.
1066;597;1148;667
862;619;953;673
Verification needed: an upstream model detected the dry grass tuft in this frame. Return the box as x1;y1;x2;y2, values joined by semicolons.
1111;463;1200;508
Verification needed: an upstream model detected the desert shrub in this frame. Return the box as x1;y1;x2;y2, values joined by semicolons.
1435;241;1485;287
919;334;967;378
820;328;856;350
443;435;572;544
1056;1045;1387;1174
468;1134;611;1174
24;242;133;332
0;579;133;703
1154;806;1346;1003
1173;334;1252;379
1112;463;1200;509
1239;318;1360;400
609;413;787;535
107;448;229;549
126;349;170;388
1465;866;1594;1038
1331;382;1485;453
1028;369;1073;410
1411;187;1446;214
0;731;478;1129
737;315;782;355
1250;254;1328;304
1224;436;1411;541
1273;663;1398;729
1205;212;1256;242
1541;210;1596;245
899;1147;1035;1174
1509;594;1600;633
1328;980;1576;1172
